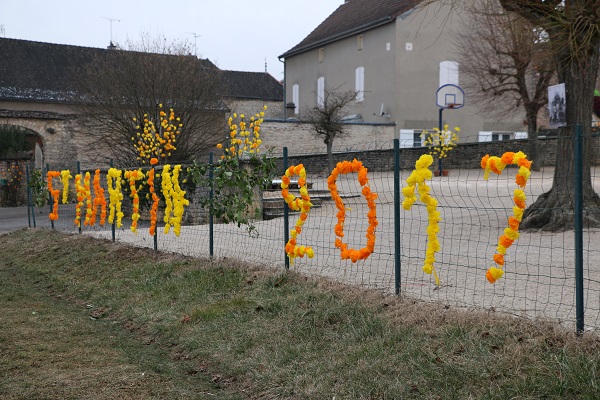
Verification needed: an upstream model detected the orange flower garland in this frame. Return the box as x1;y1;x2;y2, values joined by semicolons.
74;173;84;227
47;170;61;221
481;151;532;283
327;159;378;263
147;168;160;236
124;169;145;233
281;164;314;264
83;172;93;226
92;169;107;226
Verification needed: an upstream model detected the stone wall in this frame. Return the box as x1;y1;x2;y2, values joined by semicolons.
271;137;573;176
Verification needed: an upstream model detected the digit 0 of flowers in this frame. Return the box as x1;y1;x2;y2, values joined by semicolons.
93;169;107;226
107;168;124;228
124;169;145;233
481;151;532;284
161;165;189;236
74;173;84;227
281;164;314;264
327;159;378;263
147;166;160;236
401;154;442;286
60;170;72;204
83;172;93;226
46;171;61;221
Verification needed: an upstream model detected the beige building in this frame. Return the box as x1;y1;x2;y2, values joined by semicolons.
278;0;527;147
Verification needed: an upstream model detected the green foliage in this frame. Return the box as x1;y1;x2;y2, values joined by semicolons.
187;152;277;236
0;125;30;158
28;168;47;208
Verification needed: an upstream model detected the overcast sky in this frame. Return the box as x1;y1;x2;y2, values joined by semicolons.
0;0;343;80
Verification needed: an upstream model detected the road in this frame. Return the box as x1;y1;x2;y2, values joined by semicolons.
0;206;53;235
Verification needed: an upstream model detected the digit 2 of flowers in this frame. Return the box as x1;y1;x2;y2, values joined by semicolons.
281;164;314;264
481;151;532;284
401;154;442;286
328;159;378;263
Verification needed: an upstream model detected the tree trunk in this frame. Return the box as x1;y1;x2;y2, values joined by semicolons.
521;38;600;231
326;140;334;175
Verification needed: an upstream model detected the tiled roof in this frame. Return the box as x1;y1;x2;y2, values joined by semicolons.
280;0;423;58
0;37;278;103
221;70;283;101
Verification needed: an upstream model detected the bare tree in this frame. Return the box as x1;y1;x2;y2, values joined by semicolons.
303;88;358;173
456;0;555;170
72;35;225;166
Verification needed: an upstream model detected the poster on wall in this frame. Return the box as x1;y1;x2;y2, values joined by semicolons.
548;83;566;128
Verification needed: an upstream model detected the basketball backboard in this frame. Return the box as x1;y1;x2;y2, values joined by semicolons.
436;84;465;109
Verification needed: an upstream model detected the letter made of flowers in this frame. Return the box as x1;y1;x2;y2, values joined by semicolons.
124;169;145;233
401;154;442;285
161;164;189;236
328;159;378;263
281;164;315;264
107;168;124;228
46;171;61;221
481;151;532;283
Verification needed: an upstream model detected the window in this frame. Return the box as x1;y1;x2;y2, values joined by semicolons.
317;77;325;108
491;132;514;141
318;47;324;63
413;131;422;147
439;61;459;87
357;34;364;50
355;67;364;102
292;84;299;115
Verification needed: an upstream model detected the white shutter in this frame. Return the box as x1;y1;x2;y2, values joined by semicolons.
439;61;459;87
292;84;299;115
355;67;364;102
317;77;325;108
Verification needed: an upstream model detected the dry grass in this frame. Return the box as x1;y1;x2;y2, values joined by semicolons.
1;228;599;399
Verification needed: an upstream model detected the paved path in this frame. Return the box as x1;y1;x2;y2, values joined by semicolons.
0;206;52;235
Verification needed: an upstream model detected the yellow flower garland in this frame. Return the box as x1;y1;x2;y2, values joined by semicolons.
46;171;61;221
107;168;124;228
124;169;145;233
281;164;315;264
93;169;107;226
328;159;378;263
147;168;159;236
74;173;84;227
162;165;188;236
481;151;532;283
401;154;442;285
60;170;72;204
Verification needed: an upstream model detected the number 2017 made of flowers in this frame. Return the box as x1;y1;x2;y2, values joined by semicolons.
282;160;379;264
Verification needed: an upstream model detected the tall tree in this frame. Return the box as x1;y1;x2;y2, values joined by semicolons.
303;88;358;173
72;35;225;166
496;0;600;230
456;0;555;169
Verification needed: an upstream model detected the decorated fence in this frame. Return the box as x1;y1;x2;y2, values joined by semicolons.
23;128;600;335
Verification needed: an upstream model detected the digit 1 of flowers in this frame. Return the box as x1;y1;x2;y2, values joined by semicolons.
60;170;72;204
401;154;442;285
74;173;84;227
46;170;61;221
83;172;93;226
281;164;314;264
92;169;107;226
147;167;160;236
328;159;378;263
481;151;532;283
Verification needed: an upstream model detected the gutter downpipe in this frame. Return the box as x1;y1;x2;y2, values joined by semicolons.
278;55;286;119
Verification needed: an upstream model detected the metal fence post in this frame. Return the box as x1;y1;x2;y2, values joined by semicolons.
574;124;584;335
209;152;214;258
283;147;290;270
394;139;401;295
26;164;32;228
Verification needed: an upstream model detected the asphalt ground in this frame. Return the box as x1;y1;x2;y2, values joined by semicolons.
0;206;53;235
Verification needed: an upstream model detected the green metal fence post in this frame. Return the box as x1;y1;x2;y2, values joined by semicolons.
574;124;584;335
394;139;401;295
283;147;290;270
26;164;33;228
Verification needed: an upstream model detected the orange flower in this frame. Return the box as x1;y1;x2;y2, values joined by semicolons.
501;152;515;165
481;155;490;169
499;235;514;248
493;253;505;266
150;157;159;165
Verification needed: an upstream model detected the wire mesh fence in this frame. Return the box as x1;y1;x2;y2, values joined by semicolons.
25;129;600;334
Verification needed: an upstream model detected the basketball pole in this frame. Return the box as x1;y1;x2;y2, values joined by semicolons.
438;107;443;174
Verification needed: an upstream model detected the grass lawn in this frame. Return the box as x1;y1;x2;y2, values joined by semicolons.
1;229;599;399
